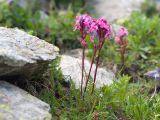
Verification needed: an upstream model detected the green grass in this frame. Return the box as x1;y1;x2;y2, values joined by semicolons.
37;58;160;120
0;1;81;49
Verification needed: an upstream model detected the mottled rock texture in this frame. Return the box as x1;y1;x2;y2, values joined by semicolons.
87;0;144;21
60;55;115;89
0;27;59;80
0;81;51;120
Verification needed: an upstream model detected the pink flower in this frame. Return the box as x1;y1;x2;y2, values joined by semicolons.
90;18;112;42
115;36;121;44
90;36;94;42
118;27;128;38
97;18;109;29
90;19;98;32
115;27;128;44
74;14;92;33
114;27;128;66
74;14;92;48
97;18;112;39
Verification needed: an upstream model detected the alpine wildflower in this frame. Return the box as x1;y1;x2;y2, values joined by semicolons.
74;14;92;96
89;18;112;94
115;27;128;67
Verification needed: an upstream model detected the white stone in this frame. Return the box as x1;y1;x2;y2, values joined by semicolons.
87;0;144;21
60;55;115;89
0;81;51;120
0;27;59;78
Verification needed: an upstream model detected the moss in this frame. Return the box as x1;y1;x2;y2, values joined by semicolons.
44;114;52;120
0;104;11;111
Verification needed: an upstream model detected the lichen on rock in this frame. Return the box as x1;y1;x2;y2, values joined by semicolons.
0;81;52;120
0;27;59;80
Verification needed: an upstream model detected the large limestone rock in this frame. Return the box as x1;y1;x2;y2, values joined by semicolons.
60;55;114;89
0;81;51;120
0;27;59;79
87;0;144;21
156;0;160;11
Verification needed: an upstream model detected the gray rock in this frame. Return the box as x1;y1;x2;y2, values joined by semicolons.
64;49;85;58
0;27;59;79
60;55;114;89
87;0;144;21
157;2;160;12
39;11;49;21
0;81;51;120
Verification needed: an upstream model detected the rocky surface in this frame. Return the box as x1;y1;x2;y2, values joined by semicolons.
60;55;115;89
0;81;51;120
64;49;83;58
87;0;144;21
155;0;160;12
0;27;59;79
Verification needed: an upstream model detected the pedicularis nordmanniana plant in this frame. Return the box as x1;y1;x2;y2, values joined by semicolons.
74;14;128;96
115;27;128;68
74;15;91;96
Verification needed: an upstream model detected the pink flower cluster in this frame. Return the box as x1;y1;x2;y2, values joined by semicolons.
118;27;128;38
74;15;112;48
90;18;112;42
115;27;128;44
75;15;91;33
114;27;128;67
75;15;92;48
74;14;128;95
